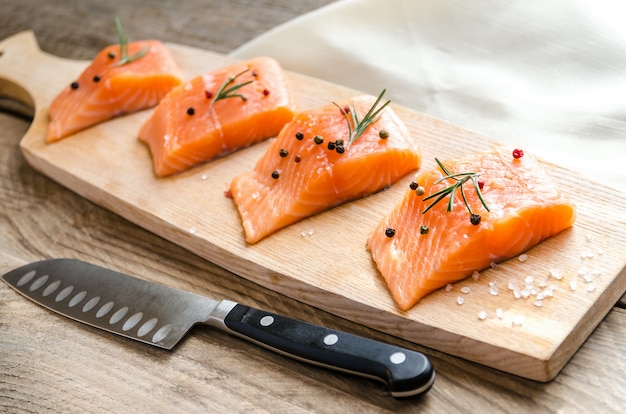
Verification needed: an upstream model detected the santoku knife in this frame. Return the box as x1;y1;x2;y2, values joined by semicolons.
1;258;435;397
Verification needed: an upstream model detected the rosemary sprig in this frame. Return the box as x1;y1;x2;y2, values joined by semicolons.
333;89;391;146
210;69;254;109
422;158;490;222
114;17;149;66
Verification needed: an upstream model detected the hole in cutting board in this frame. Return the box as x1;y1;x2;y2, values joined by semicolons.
0;78;35;120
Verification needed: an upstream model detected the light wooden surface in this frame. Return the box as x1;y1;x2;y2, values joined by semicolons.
1;1;625;413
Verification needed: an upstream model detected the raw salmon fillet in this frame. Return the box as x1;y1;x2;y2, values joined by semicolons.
367;148;576;310
138;57;295;177
230;94;422;244
47;40;183;143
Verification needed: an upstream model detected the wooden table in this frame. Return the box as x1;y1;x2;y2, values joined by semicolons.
1;1;624;412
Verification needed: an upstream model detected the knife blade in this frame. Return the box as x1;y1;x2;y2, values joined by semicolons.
1;258;434;397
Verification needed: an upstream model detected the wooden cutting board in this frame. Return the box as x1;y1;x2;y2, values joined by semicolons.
2;31;625;382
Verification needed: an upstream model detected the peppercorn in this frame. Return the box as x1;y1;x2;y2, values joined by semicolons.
379;129;389;139
327;142;336;151
187;107;195;116
385;227;395;237
512;148;524;159
470;214;481;225
313;135;324;145
70;81;79;90
271;170;280;179
420;225;429;235
107;51;116;59
295;132;304;140
335;145;345;154
279;148;288;158
262;89;270;96
205;90;213;99
415;186;425;196
294;155;302;163
409;181;419;190
93;75;101;83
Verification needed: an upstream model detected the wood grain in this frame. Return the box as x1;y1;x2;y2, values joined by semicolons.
1;1;625;413
2;29;625;383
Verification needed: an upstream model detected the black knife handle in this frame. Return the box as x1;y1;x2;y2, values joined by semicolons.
222;304;435;397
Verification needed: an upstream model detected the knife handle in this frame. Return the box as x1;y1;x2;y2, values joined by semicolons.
220;303;435;398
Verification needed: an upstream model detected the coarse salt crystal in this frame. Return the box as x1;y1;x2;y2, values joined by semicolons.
490;262;499;270
201;174;208;180
569;280;578;291
586;283;596;292
496;308;504;319
489;286;499;296
460;286;471;294
189;226;197;234
513;288;522;299
478;310;488;320
508;280;517;290
549;269;562;280
445;284;454;292
472;271;481;281
457;296;465;305
524;275;534;286
533;300;543;307
300;229;315;237
518;254;528;262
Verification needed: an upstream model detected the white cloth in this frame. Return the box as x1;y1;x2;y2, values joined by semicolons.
231;0;626;193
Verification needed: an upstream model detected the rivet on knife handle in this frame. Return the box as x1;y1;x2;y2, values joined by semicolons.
208;303;435;398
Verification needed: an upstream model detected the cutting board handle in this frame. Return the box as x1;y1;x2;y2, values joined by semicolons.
0;31;87;115
0;31;91;150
